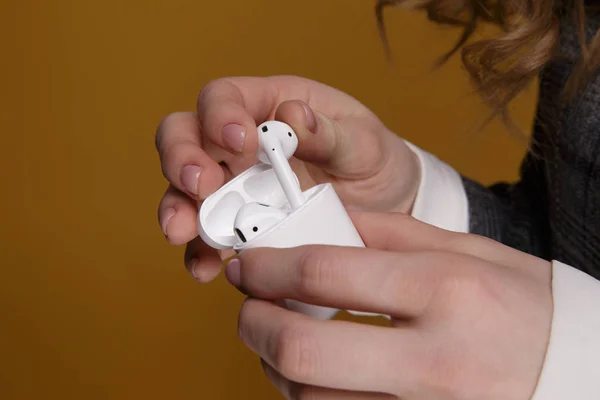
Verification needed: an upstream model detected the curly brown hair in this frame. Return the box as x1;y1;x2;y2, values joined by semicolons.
377;0;600;128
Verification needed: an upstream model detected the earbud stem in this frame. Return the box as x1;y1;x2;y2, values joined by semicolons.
263;136;304;209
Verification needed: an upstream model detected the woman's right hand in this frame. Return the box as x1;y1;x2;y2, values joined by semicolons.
155;75;421;282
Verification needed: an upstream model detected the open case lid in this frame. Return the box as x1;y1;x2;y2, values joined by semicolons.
197;163;297;249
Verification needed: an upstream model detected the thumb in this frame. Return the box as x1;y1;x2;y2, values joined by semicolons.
274;100;390;179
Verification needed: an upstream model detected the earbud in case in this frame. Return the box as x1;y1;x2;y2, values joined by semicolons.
198;121;385;320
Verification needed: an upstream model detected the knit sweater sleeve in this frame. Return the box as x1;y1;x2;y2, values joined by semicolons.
461;150;552;260
407;141;551;260
407;142;600;398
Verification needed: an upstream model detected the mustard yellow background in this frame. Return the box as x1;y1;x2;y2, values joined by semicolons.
0;1;536;399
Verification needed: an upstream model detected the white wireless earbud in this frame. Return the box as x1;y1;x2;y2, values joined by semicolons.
233;202;288;244
198;121;372;320
256;121;304;210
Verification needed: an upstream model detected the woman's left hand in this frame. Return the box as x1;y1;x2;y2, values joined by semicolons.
225;211;553;400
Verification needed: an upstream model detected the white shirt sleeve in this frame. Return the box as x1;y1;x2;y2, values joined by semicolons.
531;261;600;400
406;142;600;399
405;141;469;233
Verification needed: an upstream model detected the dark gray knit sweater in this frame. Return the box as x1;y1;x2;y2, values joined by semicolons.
463;13;600;279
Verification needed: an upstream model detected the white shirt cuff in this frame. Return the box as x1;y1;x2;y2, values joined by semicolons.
405;143;600;398
531;260;600;399
405;141;469;233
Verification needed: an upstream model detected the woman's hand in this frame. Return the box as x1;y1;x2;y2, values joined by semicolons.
227;212;553;400
155;76;420;282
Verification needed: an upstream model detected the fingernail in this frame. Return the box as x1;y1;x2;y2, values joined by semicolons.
181;165;202;196
161;208;176;236
222;124;246;152
300;102;317;133
189;259;200;280
225;258;241;287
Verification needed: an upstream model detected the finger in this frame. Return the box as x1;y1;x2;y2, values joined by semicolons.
183;236;226;283
202;139;257;177
196;76;387;180
349;211;541;268
196;76;367;159
239;299;420;394
274;100;399;180
349;211;454;251
261;359;395;400
156;112;226;199
197;78;275;154
234;246;437;317
158;185;199;245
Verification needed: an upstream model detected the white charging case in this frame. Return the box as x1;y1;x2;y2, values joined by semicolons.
198;163;383;320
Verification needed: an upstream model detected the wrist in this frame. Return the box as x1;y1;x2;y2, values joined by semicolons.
381;133;422;214
387;148;421;214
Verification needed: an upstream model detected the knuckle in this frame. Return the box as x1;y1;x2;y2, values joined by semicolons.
433;252;489;302
453;265;487;295
159;141;192;178
296;249;335;298
275;323;319;383
198;79;219;98
197;78;232;108
155;112;184;151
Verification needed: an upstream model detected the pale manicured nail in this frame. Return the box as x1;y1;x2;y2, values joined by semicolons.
181;165;202;196
222;124;246;152
300;101;317;133
225;258;241;287
189;259;200;280
161;208;176;236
